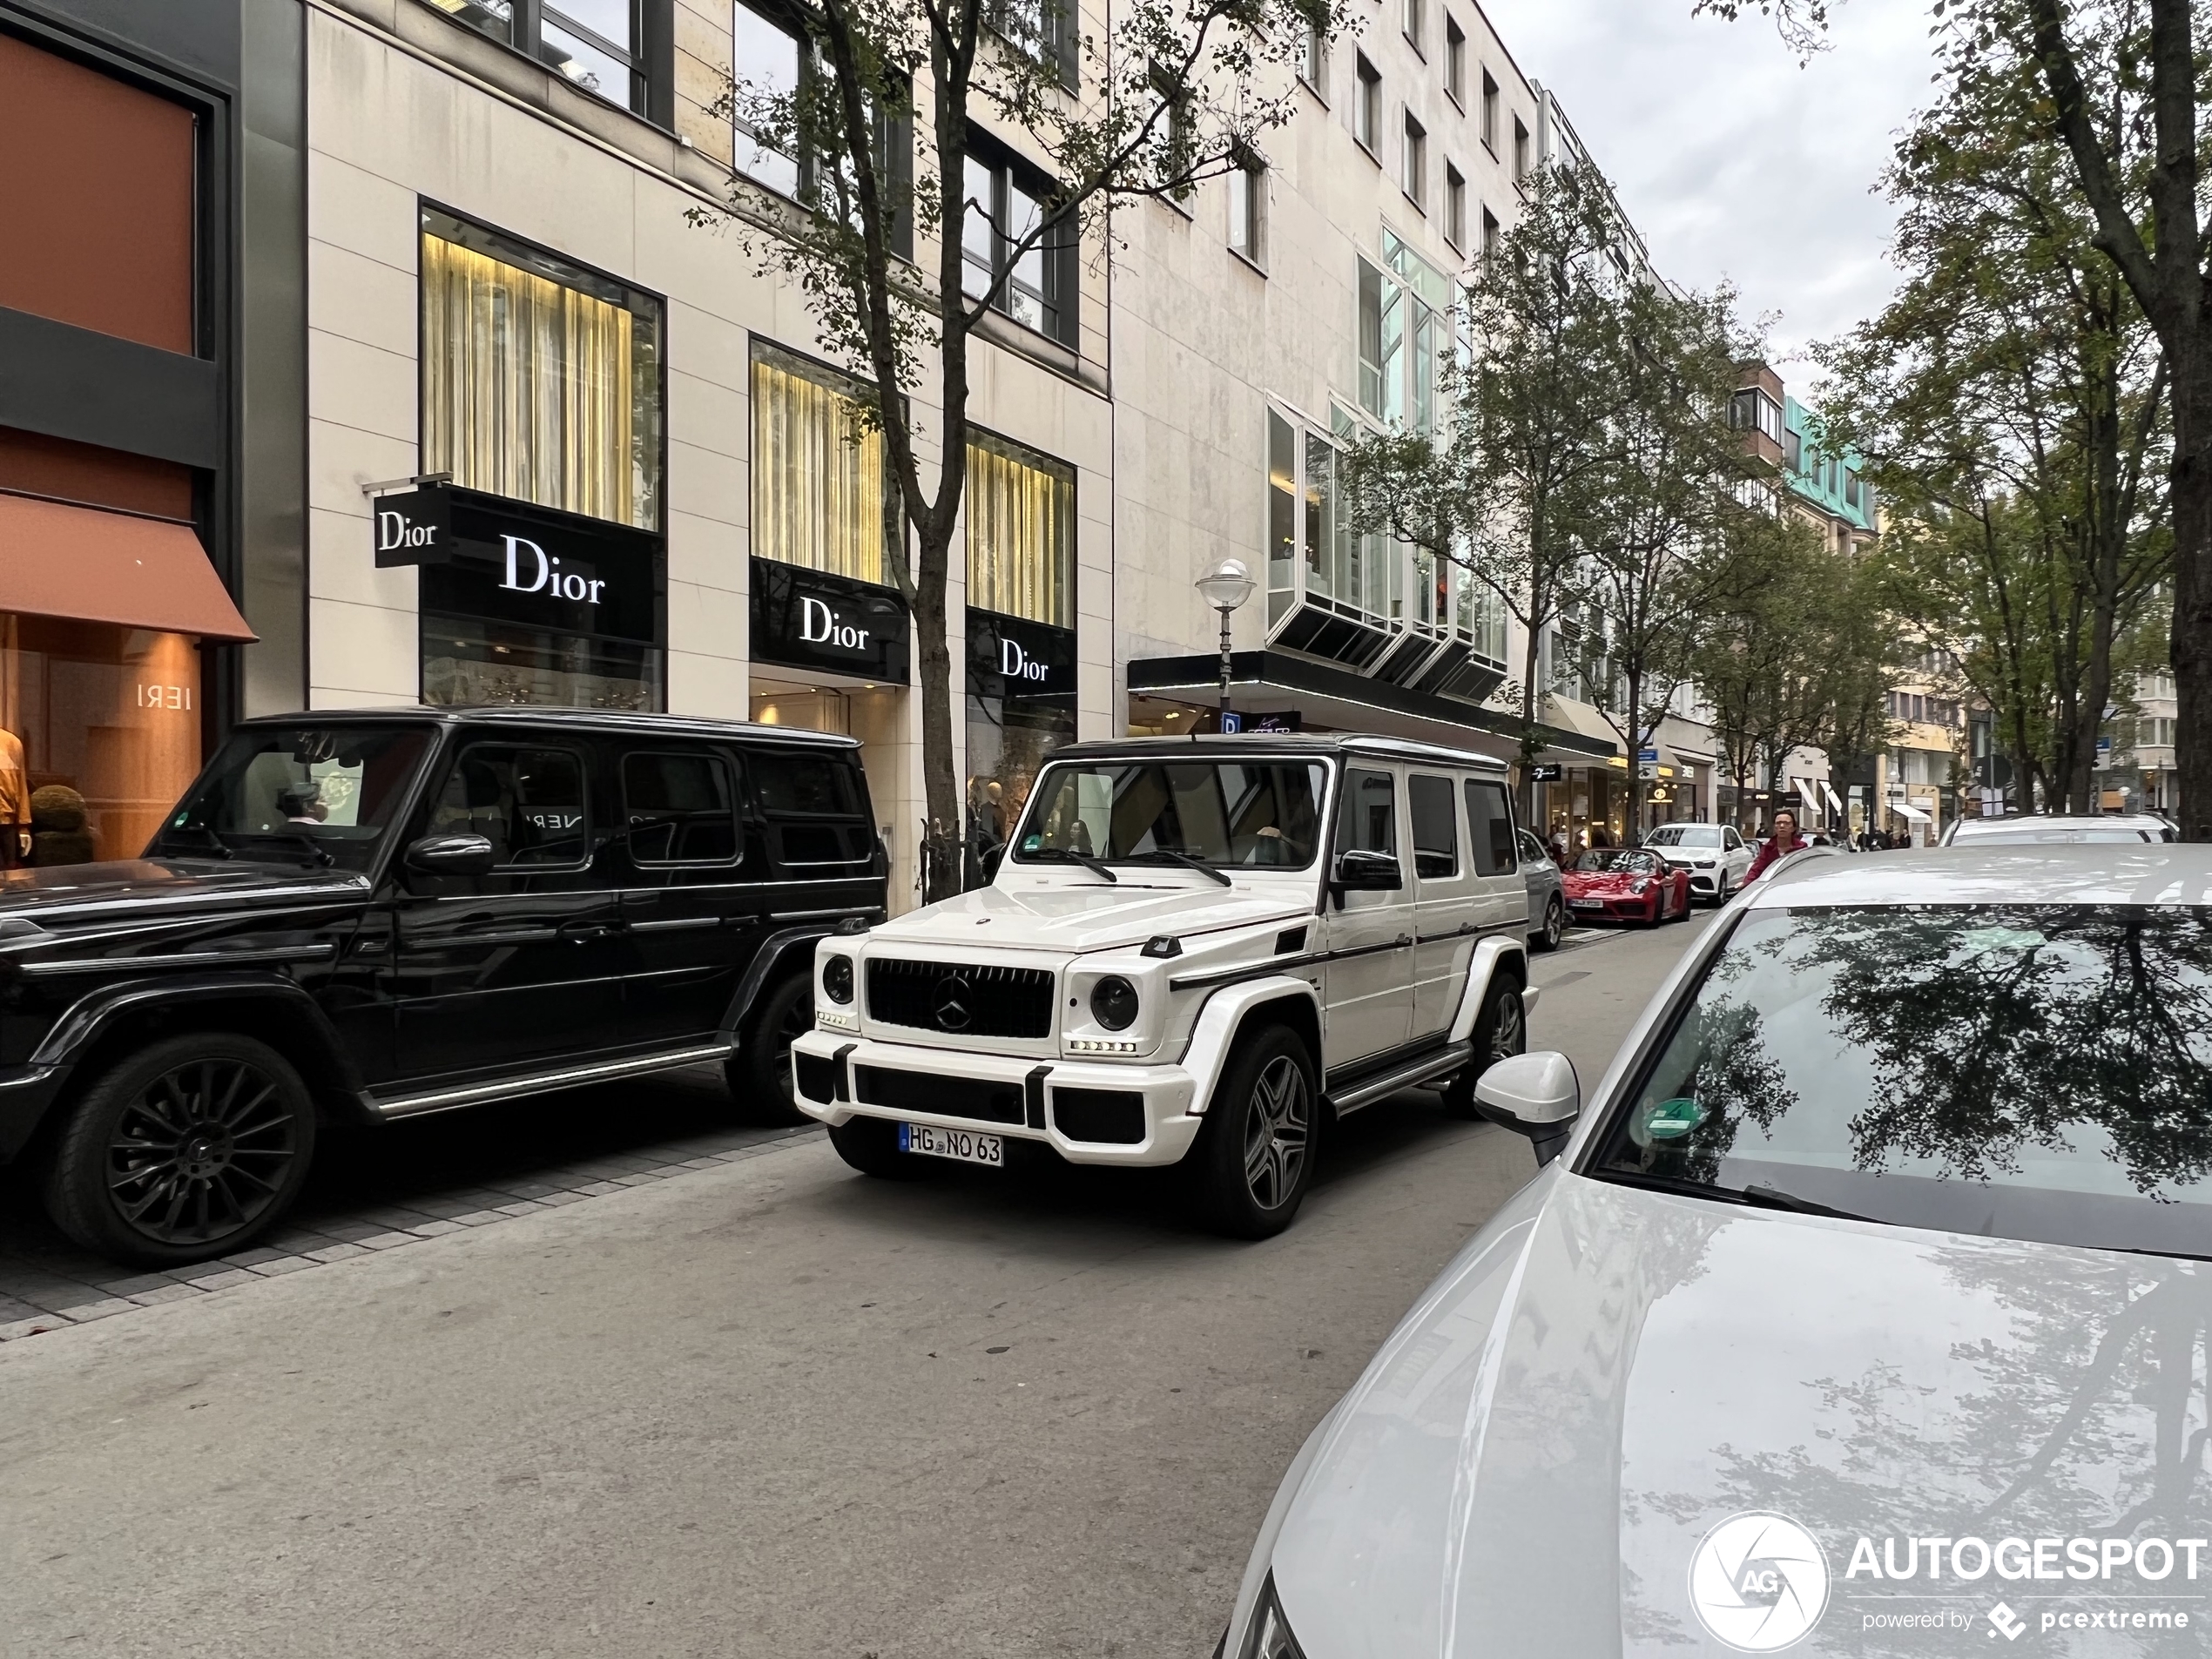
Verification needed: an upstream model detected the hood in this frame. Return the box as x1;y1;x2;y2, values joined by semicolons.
0;858;369;930
1271;1171;2212;1657
861;877;1312;956
1564;870;1655;893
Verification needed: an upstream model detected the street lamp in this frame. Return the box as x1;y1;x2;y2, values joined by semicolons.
1195;558;1256;730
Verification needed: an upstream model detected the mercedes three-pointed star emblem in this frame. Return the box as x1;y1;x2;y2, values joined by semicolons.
933;973;973;1031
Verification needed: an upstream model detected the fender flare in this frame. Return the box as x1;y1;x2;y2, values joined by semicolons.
1447;934;1530;1045
722;926;837;1038
30;972;372;1118
1178;975;1323;1116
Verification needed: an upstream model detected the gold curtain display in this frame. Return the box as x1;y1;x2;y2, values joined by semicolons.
421;233;650;528
751;348;893;585
966;433;1073;627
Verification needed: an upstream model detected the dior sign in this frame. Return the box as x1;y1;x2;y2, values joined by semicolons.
1001;637;1049;684
968;608;1076;704
502;536;607;605
751;557;910;684
420;486;664;647
371;485;452;567
799;596;872;652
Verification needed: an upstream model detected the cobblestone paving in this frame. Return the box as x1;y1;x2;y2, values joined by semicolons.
0;1064;816;1343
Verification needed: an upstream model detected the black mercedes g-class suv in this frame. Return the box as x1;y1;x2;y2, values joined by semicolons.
0;709;886;1267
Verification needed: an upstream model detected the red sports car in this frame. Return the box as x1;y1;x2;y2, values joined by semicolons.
1561;847;1692;927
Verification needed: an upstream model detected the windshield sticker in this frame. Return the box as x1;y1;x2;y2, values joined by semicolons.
1644;1098;1706;1142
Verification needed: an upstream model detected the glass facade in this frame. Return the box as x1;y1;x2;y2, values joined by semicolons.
750;341;901;585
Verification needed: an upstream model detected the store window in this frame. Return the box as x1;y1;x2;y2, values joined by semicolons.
0;618;201;867
965;431;1076;880
751;341;900;585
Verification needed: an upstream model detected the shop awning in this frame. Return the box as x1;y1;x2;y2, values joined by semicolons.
1890;799;1933;824
0;493;255;642
1822;781;1844;813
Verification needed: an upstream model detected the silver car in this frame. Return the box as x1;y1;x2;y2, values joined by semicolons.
1220;846;2212;1658
1518;828;1564;953
1945;812;2176;846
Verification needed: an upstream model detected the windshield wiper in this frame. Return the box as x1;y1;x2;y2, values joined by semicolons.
159;823;233;860
1117;849;1233;887
1025;845;1117;883
1596;1168;1882;1226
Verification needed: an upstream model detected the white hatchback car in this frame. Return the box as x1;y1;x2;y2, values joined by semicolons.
1220;845;2212;1658
1642;821;1754;901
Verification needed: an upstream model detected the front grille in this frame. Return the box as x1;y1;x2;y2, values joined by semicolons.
1051;1089;1147;1144
855;1065;1025;1125
867;958;1055;1040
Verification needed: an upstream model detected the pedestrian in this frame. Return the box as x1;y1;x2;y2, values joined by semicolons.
1744;808;1810;883
1589;824;1616;850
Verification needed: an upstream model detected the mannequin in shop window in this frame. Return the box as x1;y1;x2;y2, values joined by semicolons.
0;727;24;866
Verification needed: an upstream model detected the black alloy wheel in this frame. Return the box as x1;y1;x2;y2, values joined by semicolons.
1193;1025;1318;1238
729;972;816;1126
1534;894;1564;953
44;1035;316;1267
1444;977;1527;1120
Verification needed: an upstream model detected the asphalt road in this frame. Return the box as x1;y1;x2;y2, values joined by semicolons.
0;914;1710;1659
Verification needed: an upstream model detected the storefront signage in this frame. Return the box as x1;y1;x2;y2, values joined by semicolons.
751;557;910;684
372;485;452;568
1228;711;1302;733
967;608;1075;705
1531;763;1565;782
421;489;664;646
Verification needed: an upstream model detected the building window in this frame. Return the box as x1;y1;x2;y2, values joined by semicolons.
750;340;901;585
1228;152;1266;265
1301;24;1327;96
967;429;1073;627
1444;16;1465;105
421;208;663;529
994;0;1078;86
732;1;802;196
1513;115;1529;181
962;137;1079;346
1480;205;1500;264
1403;0;1425;55
1355;54;1381;154
1728;388;1785;445
432;0;656;115
1359;232;1451;431
1401;112;1426;209
1444;164;1466;250
1480;70;1498;152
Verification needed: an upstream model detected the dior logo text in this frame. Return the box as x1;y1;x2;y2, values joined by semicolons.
1001;638;1049;683
502;536;605;604
377;510;438;553
800;596;871;651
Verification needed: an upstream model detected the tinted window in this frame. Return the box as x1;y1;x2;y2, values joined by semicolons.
1408;774;1458;879
1337;768;1398;857
624;752;738;866
1592;906;2212;1258
750;749;873;871
428;746;589;867
752;752;861;816
1465;779;1515;875
159;725;434;873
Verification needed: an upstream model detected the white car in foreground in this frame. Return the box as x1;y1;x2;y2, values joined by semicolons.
1220;846;2212;1657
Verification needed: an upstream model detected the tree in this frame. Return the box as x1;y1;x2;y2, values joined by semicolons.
1339;160;1629;824
1699;0;2212;838
697;0;1343;895
1816;13;2170;813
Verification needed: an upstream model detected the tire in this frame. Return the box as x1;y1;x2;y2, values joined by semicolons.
42;1033;317;1268
826;1114;925;1179
728;972;814;1126
1190;1025;1318;1240
1443;975;1528;1120
1532;894;1564;953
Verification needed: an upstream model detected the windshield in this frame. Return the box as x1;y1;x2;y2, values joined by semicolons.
155;725;435;873
1591;905;2212;1258
1013;761;1328;870
1958;825;2159;844
1576;849;1662;874
1645;825;1721;849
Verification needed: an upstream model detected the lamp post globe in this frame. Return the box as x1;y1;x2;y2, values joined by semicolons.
1196;559;1256;729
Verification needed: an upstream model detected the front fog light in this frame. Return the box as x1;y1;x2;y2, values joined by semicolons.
1241;1575;1308;1659
822;954;854;1004
1090;975;1139;1030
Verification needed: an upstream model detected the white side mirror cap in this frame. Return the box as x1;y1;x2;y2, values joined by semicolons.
1474;1050;1580;1128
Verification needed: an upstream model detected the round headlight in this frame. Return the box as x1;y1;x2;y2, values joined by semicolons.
823;954;854;1004
1089;975;1139;1031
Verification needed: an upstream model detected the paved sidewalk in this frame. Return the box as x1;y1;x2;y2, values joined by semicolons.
0;1064;817;1342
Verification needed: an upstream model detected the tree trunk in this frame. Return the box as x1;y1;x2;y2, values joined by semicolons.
2173;362;2212;839
913;521;962;903
1520;618;1545;831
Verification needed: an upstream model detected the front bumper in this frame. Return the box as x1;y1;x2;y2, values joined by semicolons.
788;1027;1205;1167
1565;894;1656;923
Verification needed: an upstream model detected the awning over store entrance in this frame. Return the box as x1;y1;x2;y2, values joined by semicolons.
1889;799;1932;823
0;493;254;642
1128;649;1619;762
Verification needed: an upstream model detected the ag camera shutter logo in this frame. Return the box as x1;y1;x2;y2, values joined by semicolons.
1689;1512;1831;1651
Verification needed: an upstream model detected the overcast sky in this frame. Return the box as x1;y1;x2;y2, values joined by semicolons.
1474;0;1940;387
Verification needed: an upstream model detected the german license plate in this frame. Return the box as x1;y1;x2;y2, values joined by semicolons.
1569;898;1602;909
899;1123;1004;1165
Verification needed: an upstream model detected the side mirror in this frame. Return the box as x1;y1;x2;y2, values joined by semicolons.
1474;1050;1581;1166
1332;848;1402;892
405;833;496;876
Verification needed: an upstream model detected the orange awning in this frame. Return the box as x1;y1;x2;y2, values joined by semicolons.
0;492;255;642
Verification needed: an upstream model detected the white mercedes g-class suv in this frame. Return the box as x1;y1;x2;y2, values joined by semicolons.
788;735;1535;1236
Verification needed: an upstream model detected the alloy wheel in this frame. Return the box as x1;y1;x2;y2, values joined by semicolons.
1543;898;1564;948
105;1058;301;1246
1486;990;1526;1066
1241;1055;1312;1211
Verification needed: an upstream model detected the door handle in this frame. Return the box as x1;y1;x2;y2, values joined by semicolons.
1395;934;1413;948
558;921;616;943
